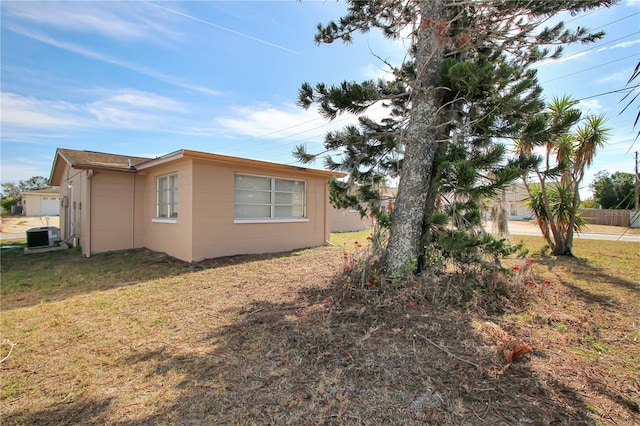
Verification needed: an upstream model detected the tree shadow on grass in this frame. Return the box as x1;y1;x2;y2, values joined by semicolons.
0;247;313;310
115;284;616;425
543;256;639;308
1;397;115;426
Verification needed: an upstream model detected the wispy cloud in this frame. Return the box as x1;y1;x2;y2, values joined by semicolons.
211;101;394;158
1;93;86;129
0;162;52;183
624;0;640;8
2;90;192;138
87;90;188;128
596;67;635;84
214;104;328;142
7;26;220;96
536;38;640;69
536;51;590;68
577;99;603;114
98;90;188;113
595;39;640;52
148;3;299;54
1;1;183;44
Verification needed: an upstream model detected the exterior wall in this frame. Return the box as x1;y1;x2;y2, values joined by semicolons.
505;183;530;220
142;159;193;262
50;151;335;262
22;193;60;216
329;206;372;232
56;164;88;252
484;183;532;221
57;166;71;240
189;159;330;262
90;171;145;253
508;202;533;221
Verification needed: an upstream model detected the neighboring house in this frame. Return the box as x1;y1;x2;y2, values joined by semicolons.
486;183;533;221
49;148;343;262
504;183;532;220
329;206;373;232
21;187;61;216
328;185;396;232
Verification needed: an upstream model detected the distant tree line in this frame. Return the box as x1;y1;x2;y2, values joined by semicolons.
589;171;636;210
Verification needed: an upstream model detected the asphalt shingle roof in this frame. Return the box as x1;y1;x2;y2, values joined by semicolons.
57;148;151;170
21;186;60;195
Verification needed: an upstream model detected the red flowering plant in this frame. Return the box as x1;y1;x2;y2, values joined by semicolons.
511;257;537;289
340;228;388;288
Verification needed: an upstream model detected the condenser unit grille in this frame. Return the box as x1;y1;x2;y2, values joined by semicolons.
26;227;61;248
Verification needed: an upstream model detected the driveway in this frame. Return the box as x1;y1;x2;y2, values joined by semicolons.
0;216;60;241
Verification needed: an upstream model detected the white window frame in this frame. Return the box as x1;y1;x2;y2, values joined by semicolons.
233;173;308;224
509;203;518;216
154;173;178;223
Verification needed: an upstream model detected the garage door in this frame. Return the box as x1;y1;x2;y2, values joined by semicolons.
41;197;60;215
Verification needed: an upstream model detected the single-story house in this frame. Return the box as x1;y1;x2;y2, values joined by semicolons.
49;148;344;262
21;187;61;216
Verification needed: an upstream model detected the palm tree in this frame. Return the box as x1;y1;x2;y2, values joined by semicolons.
564;115;609;249
517;96;609;256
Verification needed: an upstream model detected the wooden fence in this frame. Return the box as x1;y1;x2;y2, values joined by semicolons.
579;209;630;227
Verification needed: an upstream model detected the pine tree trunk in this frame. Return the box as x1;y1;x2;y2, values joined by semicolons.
383;0;448;275
418;154;445;270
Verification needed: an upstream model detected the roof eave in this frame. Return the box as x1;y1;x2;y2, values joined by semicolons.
136;148;345;178
134;149;185;170
49;149;71;185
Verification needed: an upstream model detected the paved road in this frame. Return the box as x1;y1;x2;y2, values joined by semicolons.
485;221;640;243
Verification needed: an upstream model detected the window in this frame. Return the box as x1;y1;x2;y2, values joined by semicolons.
510;203;518;216
234;173;306;221
157;174;178;219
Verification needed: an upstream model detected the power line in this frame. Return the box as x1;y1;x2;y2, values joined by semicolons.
592;11;640;31
207;14;640;162
577;87;636;101
544;31;640;65
565;8;601;24
231;103;389;157
542;53;639;83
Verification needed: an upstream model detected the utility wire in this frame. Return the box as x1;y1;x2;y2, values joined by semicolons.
545;31;640;64
232;103;389;157
592;11;640;31
209;14;640;161
577;87;636;101
565;8;601;24
542;53;639;83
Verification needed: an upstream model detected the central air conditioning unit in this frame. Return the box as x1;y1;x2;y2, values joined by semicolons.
26;227;62;248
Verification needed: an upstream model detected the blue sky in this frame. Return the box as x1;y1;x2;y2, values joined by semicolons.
1;1;639;197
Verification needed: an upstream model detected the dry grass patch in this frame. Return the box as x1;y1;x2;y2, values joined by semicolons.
1;232;638;424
